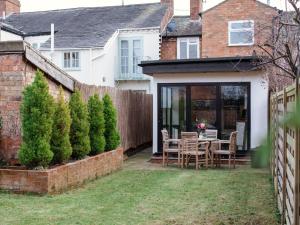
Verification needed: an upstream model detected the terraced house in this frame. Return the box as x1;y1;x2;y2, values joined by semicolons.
0;0;173;93
141;0;278;154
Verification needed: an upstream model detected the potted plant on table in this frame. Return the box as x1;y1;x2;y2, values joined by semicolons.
196;121;207;138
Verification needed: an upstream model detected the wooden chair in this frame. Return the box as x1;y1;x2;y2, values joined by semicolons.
161;130;181;167
181;138;209;170
205;129;218;139
180;132;198;167
211;131;238;169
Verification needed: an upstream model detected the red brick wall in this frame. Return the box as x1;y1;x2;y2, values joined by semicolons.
0;0;20;15
0;54;72;163
0;148;123;194
161;37;177;60
201;0;277;58
190;0;202;21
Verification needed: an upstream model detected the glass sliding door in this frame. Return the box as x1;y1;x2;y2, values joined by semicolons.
221;85;249;150
160;86;187;142
191;86;217;131
158;83;250;153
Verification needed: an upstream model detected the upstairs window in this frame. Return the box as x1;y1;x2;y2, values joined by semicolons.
63;52;80;69
177;38;200;59
228;20;254;46
119;38;143;78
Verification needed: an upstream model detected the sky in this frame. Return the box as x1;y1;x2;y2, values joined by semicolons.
19;0;291;13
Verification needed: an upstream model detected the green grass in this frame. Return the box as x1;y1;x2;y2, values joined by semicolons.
0;164;279;225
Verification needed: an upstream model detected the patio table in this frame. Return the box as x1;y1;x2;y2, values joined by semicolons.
198;137;219;163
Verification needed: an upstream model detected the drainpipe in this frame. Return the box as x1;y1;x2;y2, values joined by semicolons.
50;23;55;61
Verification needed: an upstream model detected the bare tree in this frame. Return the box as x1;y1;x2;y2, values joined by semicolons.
256;0;300;90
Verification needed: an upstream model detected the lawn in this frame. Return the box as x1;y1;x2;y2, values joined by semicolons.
0;157;279;225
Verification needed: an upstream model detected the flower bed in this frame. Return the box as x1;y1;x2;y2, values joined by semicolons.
0;148;123;194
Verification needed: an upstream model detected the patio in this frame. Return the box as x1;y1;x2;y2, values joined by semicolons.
0;148;279;225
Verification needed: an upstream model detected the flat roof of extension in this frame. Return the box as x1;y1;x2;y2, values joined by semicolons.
140;56;260;75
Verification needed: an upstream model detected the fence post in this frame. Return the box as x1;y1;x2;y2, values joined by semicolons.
282;88;287;225
294;79;300;225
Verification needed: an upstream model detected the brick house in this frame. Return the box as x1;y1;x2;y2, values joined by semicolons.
141;0;278;154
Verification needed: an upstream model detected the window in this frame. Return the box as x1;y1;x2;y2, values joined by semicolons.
177;38;200;59
228;20;254;46
63;52;80;69
32;43;39;49
119;38;143;78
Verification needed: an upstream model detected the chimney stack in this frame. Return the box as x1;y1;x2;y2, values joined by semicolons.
161;0;174;16
190;0;202;20
0;0;20;17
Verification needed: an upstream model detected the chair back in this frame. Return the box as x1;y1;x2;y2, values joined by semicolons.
181;132;198;140
205;129;218;139
161;129;169;142
182;138;198;153
229;131;238;153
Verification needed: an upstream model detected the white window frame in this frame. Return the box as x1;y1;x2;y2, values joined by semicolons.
228;20;254;46
63;51;80;70
177;37;200;59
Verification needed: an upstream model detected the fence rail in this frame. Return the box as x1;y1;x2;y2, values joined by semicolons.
76;82;153;152
270;79;300;225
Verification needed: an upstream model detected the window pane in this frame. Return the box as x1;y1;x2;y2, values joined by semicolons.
121;40;129;74
64;52;70;68
231;21;253;29
230;31;253;44
189;44;198;59
133;40;142;74
72;52;79;68
180;41;187;59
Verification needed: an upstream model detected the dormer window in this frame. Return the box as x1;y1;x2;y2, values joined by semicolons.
228;20;254;46
177;37;200;59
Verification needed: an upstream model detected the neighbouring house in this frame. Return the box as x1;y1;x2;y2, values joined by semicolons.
141;0;278;154
0;0;173;93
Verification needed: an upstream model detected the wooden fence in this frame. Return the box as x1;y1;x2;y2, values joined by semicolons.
270;79;300;225
76;82;153;152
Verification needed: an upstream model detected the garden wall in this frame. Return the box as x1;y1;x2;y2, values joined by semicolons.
0;42;74;163
0;148;123;194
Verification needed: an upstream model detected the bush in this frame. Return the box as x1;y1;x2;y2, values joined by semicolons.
69;90;91;159
88;94;106;155
103;94;120;151
51;87;72;164
19;70;54;168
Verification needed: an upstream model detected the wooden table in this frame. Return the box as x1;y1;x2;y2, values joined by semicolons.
198;138;219;164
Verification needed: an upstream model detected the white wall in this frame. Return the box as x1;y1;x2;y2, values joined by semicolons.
25;35;50;49
0;30;22;41
152;71;269;153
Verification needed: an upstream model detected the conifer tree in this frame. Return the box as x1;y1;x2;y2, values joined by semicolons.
103;94;120;151
69;90;91;159
51;87;72;164
19;70;54;168
88;94;106;155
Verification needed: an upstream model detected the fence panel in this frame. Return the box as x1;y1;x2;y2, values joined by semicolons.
271;81;299;225
75;82;153;152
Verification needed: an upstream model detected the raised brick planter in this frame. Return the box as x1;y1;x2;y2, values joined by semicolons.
0;148;123;194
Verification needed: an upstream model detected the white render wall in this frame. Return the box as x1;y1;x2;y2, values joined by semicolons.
152;71;269;153
0;30;22;41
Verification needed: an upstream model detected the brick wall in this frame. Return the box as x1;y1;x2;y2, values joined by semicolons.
0;148;123;194
0;0;20;15
161;37;177;60
201;0;277;58
0;53;72;163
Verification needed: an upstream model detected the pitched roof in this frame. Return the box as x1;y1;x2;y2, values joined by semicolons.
3;3;167;49
163;16;201;37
